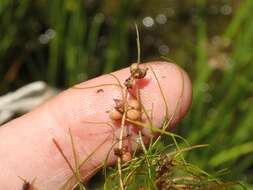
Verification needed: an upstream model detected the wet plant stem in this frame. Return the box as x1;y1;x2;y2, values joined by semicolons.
117;87;128;190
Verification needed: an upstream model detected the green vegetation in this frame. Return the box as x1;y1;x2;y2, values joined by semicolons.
0;0;253;189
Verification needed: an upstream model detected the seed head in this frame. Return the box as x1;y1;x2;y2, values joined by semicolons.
122;151;132;162
124;77;134;89
128;99;141;110
109;108;123;120
130;63;139;74
130;63;148;79
134;66;148;79
126;109;141;121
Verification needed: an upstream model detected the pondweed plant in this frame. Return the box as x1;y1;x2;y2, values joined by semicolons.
36;26;245;190
1;1;253;189
50;60;245;190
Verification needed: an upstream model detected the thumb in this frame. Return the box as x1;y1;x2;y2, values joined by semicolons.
0;61;192;189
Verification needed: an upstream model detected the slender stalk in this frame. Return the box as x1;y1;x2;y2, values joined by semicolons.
52;138;75;174
69;128;84;190
135;24;141;64
117;88;128;190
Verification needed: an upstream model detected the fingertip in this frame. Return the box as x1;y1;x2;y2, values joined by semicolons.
144;61;192;126
179;66;192;120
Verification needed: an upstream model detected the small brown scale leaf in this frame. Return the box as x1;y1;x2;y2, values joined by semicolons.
114;146;131;162
114;147;123;157
22;182;31;190
20;179;35;190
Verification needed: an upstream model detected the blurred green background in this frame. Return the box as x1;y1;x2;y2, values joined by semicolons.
0;0;253;189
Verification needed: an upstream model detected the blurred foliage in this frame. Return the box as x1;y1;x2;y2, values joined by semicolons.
0;0;253;189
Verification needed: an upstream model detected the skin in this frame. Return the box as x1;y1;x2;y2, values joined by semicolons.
0;62;192;189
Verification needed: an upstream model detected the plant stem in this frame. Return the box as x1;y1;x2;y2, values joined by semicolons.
117;87;128;190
